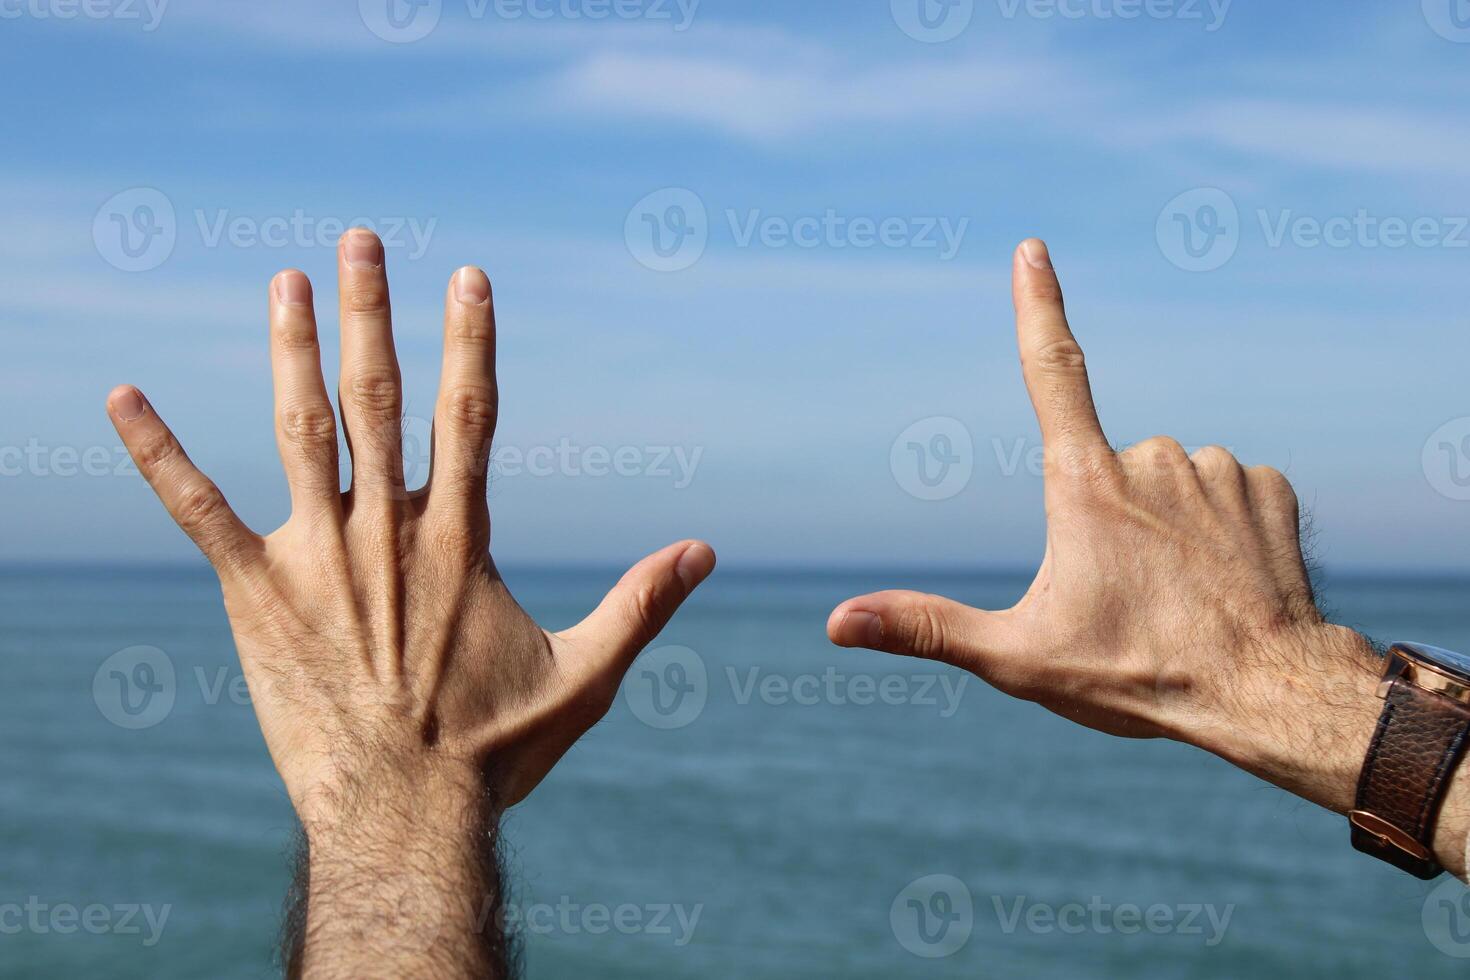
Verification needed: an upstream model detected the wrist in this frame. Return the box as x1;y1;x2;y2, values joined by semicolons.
297;755;508;978
1176;623;1382;813
1180;624;1469;878
298;749;495;846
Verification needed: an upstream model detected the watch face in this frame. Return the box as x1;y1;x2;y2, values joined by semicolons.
1394;642;1470;683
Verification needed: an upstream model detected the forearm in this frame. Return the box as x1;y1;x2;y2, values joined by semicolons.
1178;624;1469;879
292;762;513;979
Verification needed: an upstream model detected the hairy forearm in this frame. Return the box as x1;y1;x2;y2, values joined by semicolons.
1176;624;1469;879
289;762;514;979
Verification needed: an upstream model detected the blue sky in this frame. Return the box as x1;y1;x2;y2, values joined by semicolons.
2;0;1469;570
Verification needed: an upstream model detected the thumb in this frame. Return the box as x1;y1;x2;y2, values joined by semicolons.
560;540;716;670
827;590;1012;671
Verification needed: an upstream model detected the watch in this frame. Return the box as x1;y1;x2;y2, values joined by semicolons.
1350;641;1470;879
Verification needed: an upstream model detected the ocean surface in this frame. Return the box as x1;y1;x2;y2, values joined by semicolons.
3;565;1470;978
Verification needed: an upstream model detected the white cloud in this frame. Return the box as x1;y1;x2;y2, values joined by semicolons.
540;51;1083;140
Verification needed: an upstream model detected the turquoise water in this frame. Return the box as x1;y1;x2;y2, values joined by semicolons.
3;566;1469;978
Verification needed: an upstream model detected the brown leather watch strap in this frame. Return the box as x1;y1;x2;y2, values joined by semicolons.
1351;676;1470;879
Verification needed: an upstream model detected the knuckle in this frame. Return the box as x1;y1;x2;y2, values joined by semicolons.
1134;435;1188;466
449;314;495;344
896;600;948;659
1027;337;1087;375
1021;275;1065;305
631;579;665;634
1190;444;1238;475
175;482;228;536
272;317;319;354
133;433;179;473
442;385;498;435
348;371;401;419
1250;466;1298;503
343;281;390;314
279;405;337;450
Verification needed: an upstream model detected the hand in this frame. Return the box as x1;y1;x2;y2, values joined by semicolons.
827;238;1467;875
106;229;716;975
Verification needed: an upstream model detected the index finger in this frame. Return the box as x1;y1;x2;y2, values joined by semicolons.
1011;239;1110;457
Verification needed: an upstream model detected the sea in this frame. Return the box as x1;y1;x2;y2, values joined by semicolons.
3;565;1469;978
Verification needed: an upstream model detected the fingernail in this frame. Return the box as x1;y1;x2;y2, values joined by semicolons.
112;386;147;421
843;611;883;647
454;267;490;305
675;543;715;591
344;230;383;269
1020;238;1052;270
274;270;311;306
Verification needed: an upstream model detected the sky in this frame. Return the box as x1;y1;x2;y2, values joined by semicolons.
2;0;1469;571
